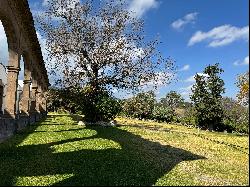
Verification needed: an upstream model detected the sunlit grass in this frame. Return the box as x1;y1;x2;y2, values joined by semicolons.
0;114;248;186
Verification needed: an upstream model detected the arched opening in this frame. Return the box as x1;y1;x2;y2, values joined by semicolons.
16;55;24;114
0;20;8;115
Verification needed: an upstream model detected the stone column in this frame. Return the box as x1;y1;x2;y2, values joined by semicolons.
42;92;47;115
4;65;20;117
29;77;38;124
2;50;20;137
19;56;32;115
19;79;31;114
36;85;42;121
35;88;41;113
39;90;47;118
18;76;32;129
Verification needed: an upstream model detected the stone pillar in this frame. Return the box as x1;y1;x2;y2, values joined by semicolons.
1;50;20;138
4;67;20;117
29;78;38;124
39;90;47;118
43;93;47;116
18;77;32;129
19;56;32;115
19;80;31;114
35;87;41;121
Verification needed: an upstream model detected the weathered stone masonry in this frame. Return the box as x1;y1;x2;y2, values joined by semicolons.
0;0;49;139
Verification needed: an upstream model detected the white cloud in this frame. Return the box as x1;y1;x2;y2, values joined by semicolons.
180;85;193;91
18;80;24;88
179;85;193;101
184;75;196;83
129;0;159;18
233;56;249;66
180;91;190;96
42;0;49;6
112;88;118;93
171;12;198;30
188;25;249;47
178;64;190;71
139;72;175;97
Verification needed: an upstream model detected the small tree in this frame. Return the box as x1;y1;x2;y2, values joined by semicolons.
36;0;175;122
160;91;184;109
236;71;249;106
46;87;77;113
222;97;249;133
191;63;225;131
122;91;156;119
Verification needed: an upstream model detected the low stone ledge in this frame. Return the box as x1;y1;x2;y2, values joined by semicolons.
0;118;17;140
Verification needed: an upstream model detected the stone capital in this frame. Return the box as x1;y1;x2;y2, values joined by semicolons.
23;80;32;84
6;65;21;73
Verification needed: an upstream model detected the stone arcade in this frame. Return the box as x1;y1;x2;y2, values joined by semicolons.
0;0;49;140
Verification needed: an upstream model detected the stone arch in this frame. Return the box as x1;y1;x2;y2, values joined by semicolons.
0;12;18;53
0;0;49;139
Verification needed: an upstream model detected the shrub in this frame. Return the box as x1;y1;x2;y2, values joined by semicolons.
121;91;156;119
176;106;197;127
78;86;122;122
151;106;175;122
222;97;249;134
96;94;122;122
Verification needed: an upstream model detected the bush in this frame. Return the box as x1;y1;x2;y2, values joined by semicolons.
222;97;249;134
121;91;156;119
175;106;197;127
96;94;122;122
151;106;175;122
78;86;122;122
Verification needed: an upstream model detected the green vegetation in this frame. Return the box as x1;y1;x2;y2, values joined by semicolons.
37;0;175;123
0;114;248;186
191;63;225;131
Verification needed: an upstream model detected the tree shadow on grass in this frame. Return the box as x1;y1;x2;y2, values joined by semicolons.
0;115;206;186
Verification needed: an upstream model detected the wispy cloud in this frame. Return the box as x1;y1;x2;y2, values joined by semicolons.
179;85;193;101
233;56;249;66
171;12;198;30
129;0;159;18
42;0;49;6
178;64;190;71
188;25;249;47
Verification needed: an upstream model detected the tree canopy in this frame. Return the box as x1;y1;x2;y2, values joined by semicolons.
36;0;175;93
191;63;225;131
236;71;249;106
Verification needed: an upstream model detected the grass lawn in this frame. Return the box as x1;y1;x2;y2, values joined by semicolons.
0;114;248;186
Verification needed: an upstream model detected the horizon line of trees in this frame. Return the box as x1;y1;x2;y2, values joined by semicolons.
47;64;249;134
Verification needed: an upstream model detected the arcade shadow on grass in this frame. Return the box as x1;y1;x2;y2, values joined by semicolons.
0;115;206;186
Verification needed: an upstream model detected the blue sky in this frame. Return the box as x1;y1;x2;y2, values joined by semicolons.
0;0;249;101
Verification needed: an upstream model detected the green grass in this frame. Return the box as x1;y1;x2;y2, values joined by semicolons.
0;114;248;186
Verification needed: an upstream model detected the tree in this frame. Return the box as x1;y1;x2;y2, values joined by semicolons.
191;63;225;131
122;91;156;119
222;97;249;133
160;91;184;109
36;0;175;122
236;71;249;106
